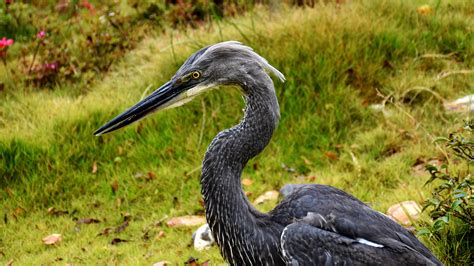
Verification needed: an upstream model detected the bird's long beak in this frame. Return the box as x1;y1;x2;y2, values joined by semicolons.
94;80;183;136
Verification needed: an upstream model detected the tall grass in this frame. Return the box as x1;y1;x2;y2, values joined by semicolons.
0;0;472;264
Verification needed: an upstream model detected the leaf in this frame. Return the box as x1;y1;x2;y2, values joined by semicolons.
47;207;69;216
454;191;468;198
324;151;338;160
92;161;98;174
142;230;150;241
111;179;119;194
281;163;296;173
42;233;62;245
425;164;438;173
432;219;446;231
451;199;463;211
134;172;145;179
428;198;441;207
97;227;113;236
185;257;199;266
416;228;431;236
122;212;132;222
432;136;449;143
147;171;157;181
110;238;128;245
114;221;129;233
301;156;312;165
76;218;100;225
166;216;206;227
153;262;171;266
14;207;25;216
438;216;449;223
155;230;166;241
241;178;253;186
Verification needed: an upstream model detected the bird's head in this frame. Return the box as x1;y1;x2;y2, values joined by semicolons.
94;41;284;136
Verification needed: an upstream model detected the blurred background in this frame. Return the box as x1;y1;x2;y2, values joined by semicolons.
0;0;472;265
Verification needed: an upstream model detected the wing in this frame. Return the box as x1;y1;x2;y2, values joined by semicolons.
280;222;436;266
269;184;441;265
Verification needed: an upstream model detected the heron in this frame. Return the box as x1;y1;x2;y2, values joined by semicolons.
94;41;441;265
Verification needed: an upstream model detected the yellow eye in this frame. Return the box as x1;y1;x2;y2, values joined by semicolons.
191;71;201;79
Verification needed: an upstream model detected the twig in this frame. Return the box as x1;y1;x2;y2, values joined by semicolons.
413;52;456;61
185;165;202;177
170;32;178;67
153;215;169;227
435;70;474;81
28;41;41;74
348;150;361;178
375;88;449;160
400;86;446;103
140;84;154;100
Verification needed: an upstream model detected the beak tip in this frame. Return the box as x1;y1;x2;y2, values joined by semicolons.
94;80;174;137
93;127;105;136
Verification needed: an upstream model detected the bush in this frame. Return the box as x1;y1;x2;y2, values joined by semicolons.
0;0;261;91
419;119;473;265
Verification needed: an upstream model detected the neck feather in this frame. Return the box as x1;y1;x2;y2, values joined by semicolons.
200;72;283;265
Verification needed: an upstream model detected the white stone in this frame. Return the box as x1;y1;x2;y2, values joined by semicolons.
193;223;215;251
387;201;421;226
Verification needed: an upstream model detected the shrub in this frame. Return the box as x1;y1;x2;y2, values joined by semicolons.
419;119;473;265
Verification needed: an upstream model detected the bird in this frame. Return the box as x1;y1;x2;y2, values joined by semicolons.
94;41;441;265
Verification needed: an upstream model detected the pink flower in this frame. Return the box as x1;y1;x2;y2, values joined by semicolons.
37;31;46;39
43;62;59;71
0;37;14;49
5;0;12;5
81;0;95;14
0;37;13;57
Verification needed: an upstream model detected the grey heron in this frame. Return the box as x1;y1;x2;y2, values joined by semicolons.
94;41;441;265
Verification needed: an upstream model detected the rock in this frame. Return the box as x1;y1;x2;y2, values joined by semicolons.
254;190;279;205
192;223;215;251
387;201;421;226
444;94;474;113
166;215;206;227
412;163;426;177
412;158;443;177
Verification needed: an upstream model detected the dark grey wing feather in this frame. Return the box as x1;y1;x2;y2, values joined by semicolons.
280;223;436;266
270;184;442;265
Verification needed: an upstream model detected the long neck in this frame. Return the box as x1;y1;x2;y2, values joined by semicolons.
201;73;284;265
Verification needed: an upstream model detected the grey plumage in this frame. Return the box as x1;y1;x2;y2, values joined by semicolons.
94;41;442;266
280;184;308;198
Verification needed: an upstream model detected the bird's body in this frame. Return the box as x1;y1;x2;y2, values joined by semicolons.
95;41;441;265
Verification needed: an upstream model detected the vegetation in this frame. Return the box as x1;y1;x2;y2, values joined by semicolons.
0;0;473;264
0;0;304;91
0;0;241;90
419;119;473;265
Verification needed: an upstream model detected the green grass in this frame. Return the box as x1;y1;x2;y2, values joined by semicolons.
1;0;473;264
